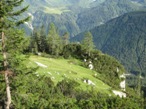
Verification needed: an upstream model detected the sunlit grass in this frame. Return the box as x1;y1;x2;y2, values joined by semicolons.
29;55;112;94
44;7;70;14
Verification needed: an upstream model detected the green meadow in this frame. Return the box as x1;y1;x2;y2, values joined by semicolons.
44;7;70;14
29;56;112;94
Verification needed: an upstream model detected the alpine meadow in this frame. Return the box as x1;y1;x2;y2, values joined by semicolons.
0;0;146;109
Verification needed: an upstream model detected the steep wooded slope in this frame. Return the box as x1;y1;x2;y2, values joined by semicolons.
73;11;146;75
23;0;146;36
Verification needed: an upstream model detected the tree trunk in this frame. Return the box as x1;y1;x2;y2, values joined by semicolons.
2;31;11;109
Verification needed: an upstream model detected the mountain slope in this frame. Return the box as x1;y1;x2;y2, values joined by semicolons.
23;0;146;36
24;0;96;12
73;11;146;76
76;0;145;32
29;56;111;93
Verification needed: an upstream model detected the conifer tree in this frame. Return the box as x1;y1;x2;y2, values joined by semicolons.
47;23;62;56
0;0;29;108
29;29;38;54
30;26;47;53
40;25;47;52
81;31;95;56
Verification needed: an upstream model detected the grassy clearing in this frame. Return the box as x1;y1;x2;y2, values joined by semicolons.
44;7;70;14
29;55;112;94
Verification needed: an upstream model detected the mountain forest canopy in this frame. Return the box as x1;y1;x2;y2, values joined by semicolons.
0;0;146;109
73;11;146;83
22;0;146;36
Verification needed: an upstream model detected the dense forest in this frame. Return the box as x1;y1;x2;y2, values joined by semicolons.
23;0;146;36
0;0;145;109
73;11;146;89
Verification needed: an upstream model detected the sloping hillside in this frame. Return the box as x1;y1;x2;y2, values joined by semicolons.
73;11;146;77
23;0;146;36
29;56;112;93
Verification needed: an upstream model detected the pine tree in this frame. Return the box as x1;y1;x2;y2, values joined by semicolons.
0;0;29;108
47;23;62;56
29;30;38;54
81;31;95;56
30;26;47;53
40;25;47;52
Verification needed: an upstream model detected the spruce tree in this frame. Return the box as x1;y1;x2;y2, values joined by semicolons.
81;31;95;56
47;23;62;56
30;26;47;53
40;25;47;52
29;30;38;54
0;0;29;108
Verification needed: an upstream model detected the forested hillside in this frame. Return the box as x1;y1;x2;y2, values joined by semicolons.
0;0;145;108
73;11;146;79
23;0;146;36
1;21;143;108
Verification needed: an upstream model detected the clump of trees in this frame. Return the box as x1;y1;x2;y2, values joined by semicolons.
0;75;143;108
29;23;69;57
29;27;95;59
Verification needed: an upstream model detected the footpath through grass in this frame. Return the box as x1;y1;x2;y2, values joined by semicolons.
29;55;112;94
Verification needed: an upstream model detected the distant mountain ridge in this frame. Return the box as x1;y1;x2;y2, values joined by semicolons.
73;11;146;76
24;0;96;12
23;0;146;36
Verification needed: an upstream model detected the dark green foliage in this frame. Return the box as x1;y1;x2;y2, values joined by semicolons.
32;11;80;37
62;43;82;59
0;28;33;108
76;0;145;32
0;74;5;108
1;74;141;108
24;0;146;36
56;79;79;98
0;0;30;73
0;0;30;108
0;0;30;31
81;31;95;56
4;28;29;73
90;51;125;88
47;23;63;56
29;26;47;53
73;11;146;82
29;28;39;53
39;26;48;52
11;75;54;108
